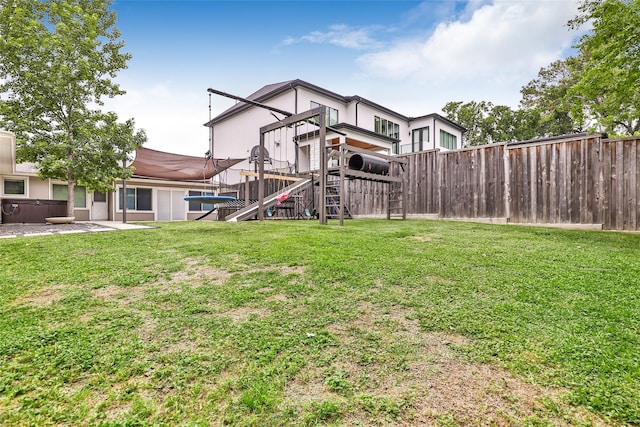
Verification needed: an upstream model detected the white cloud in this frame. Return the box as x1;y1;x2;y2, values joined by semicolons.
283;24;384;50
357;0;581;98
102;81;211;157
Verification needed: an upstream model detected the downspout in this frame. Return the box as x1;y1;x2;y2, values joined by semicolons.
433;116;437;150
355;100;360;127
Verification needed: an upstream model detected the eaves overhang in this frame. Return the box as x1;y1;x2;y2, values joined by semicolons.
345;96;410;122
409;112;467;132
295;122;399;145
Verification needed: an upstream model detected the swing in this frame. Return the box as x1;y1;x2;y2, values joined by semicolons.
184;92;237;215
274;125;296;218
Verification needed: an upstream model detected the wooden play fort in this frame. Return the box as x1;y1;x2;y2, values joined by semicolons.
208;88;406;225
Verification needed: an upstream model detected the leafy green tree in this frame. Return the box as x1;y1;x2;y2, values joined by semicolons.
443;101;542;145
520;57;586;136
0;0;145;216
442;101;494;146
568;0;640;135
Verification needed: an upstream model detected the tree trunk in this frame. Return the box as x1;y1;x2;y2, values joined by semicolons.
67;178;75;217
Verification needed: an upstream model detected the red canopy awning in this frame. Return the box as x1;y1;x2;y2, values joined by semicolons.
131;147;243;181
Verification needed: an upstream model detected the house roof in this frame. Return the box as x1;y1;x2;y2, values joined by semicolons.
131;147;243;181
205;79;462;128
330;123;399;143
410;112;467;132
206;80;298;125
15;162;38;175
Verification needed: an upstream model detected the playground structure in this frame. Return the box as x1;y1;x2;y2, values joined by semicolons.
207;88;407;225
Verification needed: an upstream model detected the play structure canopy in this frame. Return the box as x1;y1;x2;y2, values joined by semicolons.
130;147;243;181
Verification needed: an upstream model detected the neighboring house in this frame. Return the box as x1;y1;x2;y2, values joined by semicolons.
0;130;241;223
205;79;465;185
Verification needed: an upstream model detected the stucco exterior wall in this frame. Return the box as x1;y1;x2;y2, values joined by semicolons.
0;131;15;174
114;211;154;222
26;177;48;199
110;179;216;222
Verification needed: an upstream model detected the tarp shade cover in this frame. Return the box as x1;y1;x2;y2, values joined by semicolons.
131;147;243;181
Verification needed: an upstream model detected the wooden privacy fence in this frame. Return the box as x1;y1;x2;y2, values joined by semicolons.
508;135;639;230
343;135;640;231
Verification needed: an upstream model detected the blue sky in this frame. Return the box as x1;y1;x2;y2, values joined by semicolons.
105;0;583;156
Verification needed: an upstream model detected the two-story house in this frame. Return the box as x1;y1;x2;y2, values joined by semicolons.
205;79;465;185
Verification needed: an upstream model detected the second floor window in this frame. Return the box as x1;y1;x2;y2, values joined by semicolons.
374;116;400;139
412;127;429;152
311;101;338;126
439;130;458;150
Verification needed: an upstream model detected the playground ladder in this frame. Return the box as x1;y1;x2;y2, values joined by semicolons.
324;177;352;220
387;179;405;219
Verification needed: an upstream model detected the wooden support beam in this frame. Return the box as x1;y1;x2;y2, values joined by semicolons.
339;140;345;226
319;109;327;225
258;132;265;220
239;170;304;181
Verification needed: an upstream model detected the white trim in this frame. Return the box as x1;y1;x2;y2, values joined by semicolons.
1;175;29;198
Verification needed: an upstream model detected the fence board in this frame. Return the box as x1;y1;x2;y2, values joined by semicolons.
615;140;623;229
631;140;638;230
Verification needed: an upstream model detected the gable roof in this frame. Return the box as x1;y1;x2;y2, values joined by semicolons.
206;80;296;125
410;112;466;132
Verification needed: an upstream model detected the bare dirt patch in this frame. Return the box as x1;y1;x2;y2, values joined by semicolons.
16;285;66;307
266;293;288;302
284;302;610;426
136;317;159;344
409;234;443;243
239;264;306;276
221;306;271;323
279;265;306;275
139;257;233;298
92;285;146;305
169;258;233;288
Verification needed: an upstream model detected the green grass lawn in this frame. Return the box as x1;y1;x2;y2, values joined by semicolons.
1;219;638;426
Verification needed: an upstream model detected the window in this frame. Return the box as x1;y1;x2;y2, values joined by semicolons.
93;191;107;202
118;187;152;211
392;142;414;154
374;116;400;139
53;184;87;208
439;130;458;150
311;101;339;126
3;178;25;195
412;127;429;152
188;191;215;211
